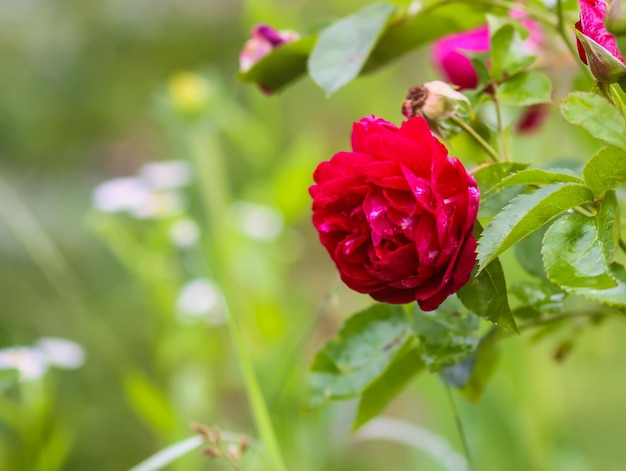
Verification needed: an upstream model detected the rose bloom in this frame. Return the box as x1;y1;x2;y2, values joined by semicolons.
310;116;479;311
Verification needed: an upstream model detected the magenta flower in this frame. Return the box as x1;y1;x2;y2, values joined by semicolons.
431;26;490;90
431;14;543;90
239;24;300;73
431;15;547;132
576;0;626;82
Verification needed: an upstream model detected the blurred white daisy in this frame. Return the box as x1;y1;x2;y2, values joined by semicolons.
129;190;184;219
0;337;86;382
176;278;225;325
139;160;191;190
230;201;283;241
0;347;48;381
92;177;150;214
169;218;200;248
35;337;86;370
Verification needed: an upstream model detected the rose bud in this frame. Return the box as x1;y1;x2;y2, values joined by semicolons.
239;24;300;73
310;116;479;311
401;81;469;122
605;0;626;35
576;0;626;82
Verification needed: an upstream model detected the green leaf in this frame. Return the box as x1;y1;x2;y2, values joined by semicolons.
412;296;479;371
496;71;553;106
478;183;595;272
542;212;617;289
511;281;566;313
598;190;620;261
123;371;177;435
354;341;424;430
472;162;529;218
491;168;583;191
560;92;626;150
129;436;205;471
582;145;626;197
489;23;535;81
308;303;411;407
458;257;517;333
308;3;396;95
514;224;549;279
543;210;626;308
238;36;317;92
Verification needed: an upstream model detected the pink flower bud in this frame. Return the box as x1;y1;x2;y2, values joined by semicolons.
239;24;300;73
576;0;626;82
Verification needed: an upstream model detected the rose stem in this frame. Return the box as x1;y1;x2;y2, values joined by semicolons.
189;127;287;471
443;379;475;471
449;116;500;162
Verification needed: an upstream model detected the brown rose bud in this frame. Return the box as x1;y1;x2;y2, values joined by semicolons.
402;81;469;122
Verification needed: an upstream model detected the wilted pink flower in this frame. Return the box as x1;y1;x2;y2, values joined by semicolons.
239;24;300;73
575;0;626;82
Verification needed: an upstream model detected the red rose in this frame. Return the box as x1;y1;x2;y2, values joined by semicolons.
310;116;479;311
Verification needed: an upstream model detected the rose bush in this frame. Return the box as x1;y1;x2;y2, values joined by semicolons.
310;116;479;311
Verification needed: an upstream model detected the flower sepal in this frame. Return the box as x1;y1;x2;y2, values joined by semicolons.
575;28;626;82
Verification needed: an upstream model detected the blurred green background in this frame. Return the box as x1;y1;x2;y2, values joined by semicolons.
0;0;625;470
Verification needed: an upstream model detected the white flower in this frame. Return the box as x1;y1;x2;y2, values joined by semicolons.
176;278;225;325
35;337;85;370
230;201;283;241
0;347;48;381
92;177;150;214
0;337;86;382
139;160;191;190
129;190;184;219
169;218;200;248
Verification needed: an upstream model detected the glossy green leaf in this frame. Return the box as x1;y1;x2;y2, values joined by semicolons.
511;281;566;313
478;183;595;271
472;162;529;218
543;209;626;308
238;36;317;92
542;212;617;289
458;256;517;333
412;296;479;371
514;224;549;279
308;303;411;407
582;145;626;197
354;341;424;430
308;3;395;95
496;71;552;106
560;92;626;150
491;168;583;191
489;23;535;81
598;190;620;261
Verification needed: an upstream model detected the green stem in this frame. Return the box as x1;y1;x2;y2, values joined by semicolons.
449;116;500;162
443;380;474;471
491;90;511;162
619;237;626;255
189;128;287;471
